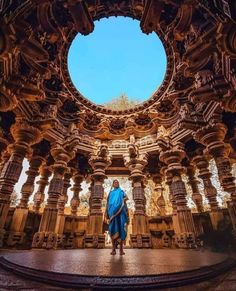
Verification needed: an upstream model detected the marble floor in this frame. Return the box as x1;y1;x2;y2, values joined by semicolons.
0;249;228;276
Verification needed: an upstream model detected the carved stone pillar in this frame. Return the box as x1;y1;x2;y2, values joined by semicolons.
152;173;166;216
7;154;44;246
32;144;74;249
165;171;179;233
0;149;10;176
125;146;151;248
33;165;52;213
194;123;235;230
192;155;222;230
186;165;204;213
70;173;84;248
55;171;72;248
85;145;111;248
0;131;9;175
0;120;41;247
70;173;83;216
160;144;196;248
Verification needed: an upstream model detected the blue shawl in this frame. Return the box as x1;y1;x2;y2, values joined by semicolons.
107;187;128;241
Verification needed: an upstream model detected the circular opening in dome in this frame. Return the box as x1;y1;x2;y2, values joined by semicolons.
68;17;167;110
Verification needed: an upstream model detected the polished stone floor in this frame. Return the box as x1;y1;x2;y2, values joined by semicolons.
0;249;228;276
0;254;236;290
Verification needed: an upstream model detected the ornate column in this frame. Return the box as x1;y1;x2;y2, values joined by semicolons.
194;123;236;230
192;154;222;229
85;144;111;248
7;154;44;246
70;172;84;248
32;144;74;249
125;144;151;248
186;165;204;213
55;171;72;248
0;130;9;175
0;150;10;176
0;120;41;247
70;173;83;216
160;143;196;247
152;173;166;216
164;170;180;233
33;164;52;213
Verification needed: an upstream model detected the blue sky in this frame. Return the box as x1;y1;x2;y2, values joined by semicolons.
68;17;167;105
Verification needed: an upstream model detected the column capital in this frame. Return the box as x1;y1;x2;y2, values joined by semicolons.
89;144;111;182
159;145;186;177
50;143;75;174
194;122;232;158
124;144;148;183
10;119;42;147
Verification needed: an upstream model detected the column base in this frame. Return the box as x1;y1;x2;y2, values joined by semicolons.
227;201;236;232
0;228;6;248
55;215;66;234
32;231;57;249
130;234;151;248
173;232;196;249
84;234;105;248
172;214;180;233
0;202;10;230
56;234;65;249
209;210;224;230
6;208;29;247
6;231;26;247
39;208;58;233
132;214;149;235
176;210;196;234
74;231;85;248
